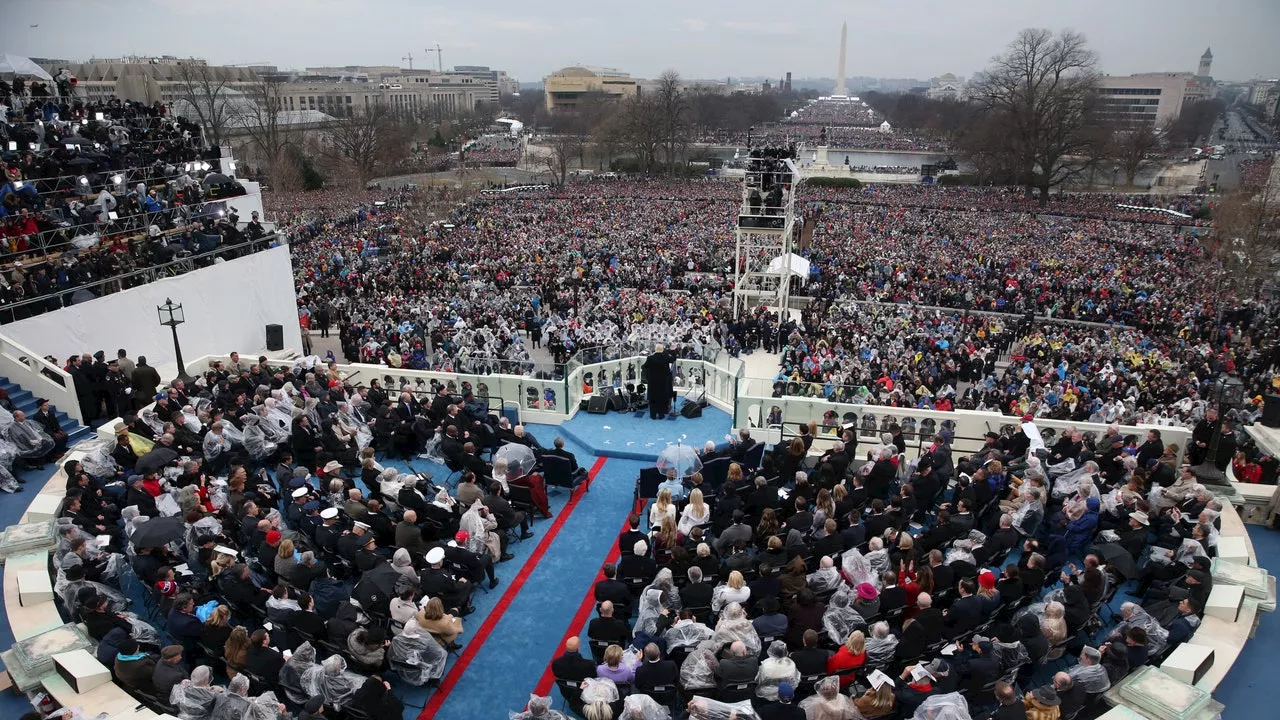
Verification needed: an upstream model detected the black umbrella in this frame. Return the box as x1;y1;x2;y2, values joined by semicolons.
130;515;186;549
1093;542;1139;580
201;172;231;188
135;447;179;475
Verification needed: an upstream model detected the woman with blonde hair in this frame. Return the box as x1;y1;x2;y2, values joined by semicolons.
653;515;684;556
853;679;896;719
815;488;835;520
1042;601;1069;657
825;630;867;686
595;644;635;683
200;604;232;656
712;570;751;612
727;463;743;485
649;487;676;529
677;488;709;535
417;596;464;649
274;538;297;579
223;625;250;677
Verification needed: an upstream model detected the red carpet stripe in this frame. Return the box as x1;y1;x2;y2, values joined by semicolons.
530;511;633;698
418;456;608;719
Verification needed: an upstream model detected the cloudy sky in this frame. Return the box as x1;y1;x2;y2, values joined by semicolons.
3;0;1278;83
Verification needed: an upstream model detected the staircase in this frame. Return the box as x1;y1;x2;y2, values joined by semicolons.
1;375;94;446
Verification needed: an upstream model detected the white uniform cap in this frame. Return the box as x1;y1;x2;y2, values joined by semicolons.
425;547;445;564
320;508;339;519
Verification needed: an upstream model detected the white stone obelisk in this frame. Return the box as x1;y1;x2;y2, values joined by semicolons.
833;22;848;96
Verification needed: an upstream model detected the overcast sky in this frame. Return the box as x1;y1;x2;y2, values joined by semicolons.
4;0;1278;83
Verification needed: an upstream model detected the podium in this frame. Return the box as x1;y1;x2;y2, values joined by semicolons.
53;649;112;693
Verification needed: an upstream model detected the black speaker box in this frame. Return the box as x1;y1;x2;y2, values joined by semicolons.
680;401;703;418
265;323;284;351
1262;394;1280;428
609;393;628;412
587;395;610;414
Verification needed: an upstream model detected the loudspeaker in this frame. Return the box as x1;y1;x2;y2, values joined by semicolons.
587;395;610;414
680;401;703;418
265;323;284;351
1262;394;1280;428
609;393;628;412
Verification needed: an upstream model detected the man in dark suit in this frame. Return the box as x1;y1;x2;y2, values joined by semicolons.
484;482;533;541
587;601;630;646
245;629;286;679
153;645;190;699
789;629;833;675
166;594;204;655
995;565;1024;603
913;593;945;644
594;564;632;609
460;442;492;479
976;515;1019;567
757;682;806;720
618;540;657;584
746;477;781;516
544;437;583;472
634;643;678;693
716;641;760;689
952;637;1002;695
944;579;982;638
679;566;714;610
618;516;646;557
878;572;907;612
395;510;431;556
928;550;954;596
551;637;596;682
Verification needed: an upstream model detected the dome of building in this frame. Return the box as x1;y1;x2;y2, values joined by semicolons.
553;66;596;77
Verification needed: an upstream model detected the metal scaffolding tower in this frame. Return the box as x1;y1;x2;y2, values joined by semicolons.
732;150;801;322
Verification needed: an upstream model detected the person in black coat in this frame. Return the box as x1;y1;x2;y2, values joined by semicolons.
153;645;190;698
587;601;631;647
757;683;806;720
290;592;328;639
680;566;714;610
878;572;908;612
788;629;832;675
218;563;268;607
349;675;404;718
594;564;632;608
633;643;678;692
551;637;597;682
944;579;982;639
618;516;646;557
618;540;657;583
952;638;1001;695
245;629;286;680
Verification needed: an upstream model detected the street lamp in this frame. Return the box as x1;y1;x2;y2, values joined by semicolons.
1190;375;1245;485
157;298;193;382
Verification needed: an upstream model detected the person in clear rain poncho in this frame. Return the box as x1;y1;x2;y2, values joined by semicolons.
245;690;286;720
798;676;859;720
208;675;251;720
635;587;668;638
622;693;672;720
913;692;972;720
679;640;721;692
1107;603;1170;657
301;654;364;709
389;618;447;686
664;612;714;651
460;499;502;562
241;415;277;462
842;547;877;588
509;694;568;720
8;410;55;463
864;621;899;667
713;602;761;655
686;696;760;720
277;641;319;705
336;402;373;451
642;568;682;614
171;665;222;720
755;640;800;701
808;556;844;594
822;589;867;645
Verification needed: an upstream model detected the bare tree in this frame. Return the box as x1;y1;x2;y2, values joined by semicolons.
321;105;406;186
173;61;238;149
230;76;300;189
972;29;1101;205
1213;179;1280;296
619;94;664;172
654;70;689;174
543;133;584;185
1111;121;1163;186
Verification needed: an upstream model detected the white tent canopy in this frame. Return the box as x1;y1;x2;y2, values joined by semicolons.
0;54;54;81
767;253;811;284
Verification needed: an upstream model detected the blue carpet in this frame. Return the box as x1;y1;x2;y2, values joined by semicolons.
1214;523;1280;717
559;403;733;462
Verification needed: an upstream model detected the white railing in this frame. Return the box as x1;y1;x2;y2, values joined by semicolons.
0;332;83;424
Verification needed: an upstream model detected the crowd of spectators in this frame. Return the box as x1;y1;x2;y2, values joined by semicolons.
44;348;595;718
542;418;1220;719
0;97;264;320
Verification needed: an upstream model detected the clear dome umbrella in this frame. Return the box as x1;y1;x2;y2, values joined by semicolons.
655;442;703;478
494;443;538;479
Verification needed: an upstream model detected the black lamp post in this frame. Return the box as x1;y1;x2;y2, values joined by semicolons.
157;298;193;382
1190;375;1245;485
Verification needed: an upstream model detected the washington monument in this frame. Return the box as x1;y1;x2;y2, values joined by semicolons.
833;21;848;96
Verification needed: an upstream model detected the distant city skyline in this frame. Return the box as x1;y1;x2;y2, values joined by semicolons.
3;0;1278;84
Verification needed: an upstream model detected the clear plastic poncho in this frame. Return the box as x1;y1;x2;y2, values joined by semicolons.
797;677;857;720
241;416;277;461
822;591;868;645
1112;606;1170;657
202;429;232;461
686;697;760;720
913;692;972;720
808;566;844;594
642;568;682;613
278;641;319;705
622;693;672;720
8;417;53;458
301;655;364;710
865;549;890;582
663;619;714;651
389;619;447;686
841;547;876;588
865;633;899;667
635;587;666;638
755;640;800;701
245;691;284;720
172;666;222;720
713;603;761;655
1052;464;1098;500
509;694;568;720
80;438;121;478
208;691;250;720
336;404;373;451
581;677;620;704
679;640;721;691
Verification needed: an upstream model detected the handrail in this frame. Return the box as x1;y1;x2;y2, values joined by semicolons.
0;330;83;424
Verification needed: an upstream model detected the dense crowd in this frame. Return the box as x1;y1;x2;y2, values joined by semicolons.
43;348;593;719
544;414;1221;720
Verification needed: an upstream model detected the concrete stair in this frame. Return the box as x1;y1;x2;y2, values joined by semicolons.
0;375;94;446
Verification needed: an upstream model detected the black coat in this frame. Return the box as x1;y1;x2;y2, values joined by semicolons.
551;651;597;682
634;659;678;691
